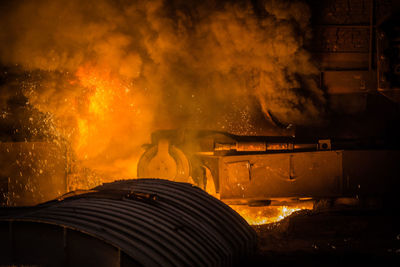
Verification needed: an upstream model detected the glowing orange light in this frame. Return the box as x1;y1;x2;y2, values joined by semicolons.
229;203;314;225
68;64;154;182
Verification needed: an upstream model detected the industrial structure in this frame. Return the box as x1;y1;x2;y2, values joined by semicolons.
0;0;399;266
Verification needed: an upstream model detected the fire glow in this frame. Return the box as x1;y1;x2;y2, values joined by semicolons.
230;203;314;225
25;65;315;224
2;0;325;178
70;65;154;178
1;0;324;224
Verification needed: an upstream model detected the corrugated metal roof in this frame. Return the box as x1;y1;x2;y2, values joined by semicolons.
1;179;257;266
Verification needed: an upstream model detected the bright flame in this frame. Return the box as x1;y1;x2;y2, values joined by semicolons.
69;64;154;180
230;203;314;225
75;66;119;156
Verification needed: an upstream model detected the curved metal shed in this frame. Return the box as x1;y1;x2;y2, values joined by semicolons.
0;179;257;267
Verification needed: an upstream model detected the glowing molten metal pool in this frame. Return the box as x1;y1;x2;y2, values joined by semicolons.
230;203;314;225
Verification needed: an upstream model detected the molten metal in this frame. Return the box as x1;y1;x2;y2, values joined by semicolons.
229;203;314;225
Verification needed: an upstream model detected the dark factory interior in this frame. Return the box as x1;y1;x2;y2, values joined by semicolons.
1;0;400;266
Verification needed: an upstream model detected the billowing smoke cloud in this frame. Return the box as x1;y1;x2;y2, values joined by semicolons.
0;0;325;178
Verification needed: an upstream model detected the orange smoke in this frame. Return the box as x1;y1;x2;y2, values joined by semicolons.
70;65;153;178
0;0;326;185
